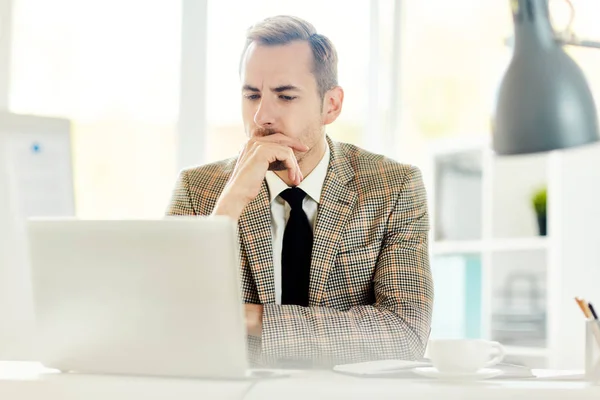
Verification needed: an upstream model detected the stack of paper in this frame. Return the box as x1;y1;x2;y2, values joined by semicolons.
333;359;535;379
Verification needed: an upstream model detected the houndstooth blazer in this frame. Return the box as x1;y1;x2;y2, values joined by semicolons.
166;136;434;367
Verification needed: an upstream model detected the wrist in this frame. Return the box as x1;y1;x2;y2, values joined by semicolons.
245;304;264;337
250;307;263;337
212;186;251;221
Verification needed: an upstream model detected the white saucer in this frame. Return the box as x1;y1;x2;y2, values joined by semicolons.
412;367;503;381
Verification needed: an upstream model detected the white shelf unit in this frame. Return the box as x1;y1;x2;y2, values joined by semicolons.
431;237;548;255
426;136;600;369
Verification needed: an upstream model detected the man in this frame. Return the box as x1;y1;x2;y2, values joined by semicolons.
167;15;433;367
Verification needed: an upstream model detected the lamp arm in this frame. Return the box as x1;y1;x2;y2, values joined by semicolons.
559;37;600;50
504;35;600;50
553;0;600;50
504;0;600;50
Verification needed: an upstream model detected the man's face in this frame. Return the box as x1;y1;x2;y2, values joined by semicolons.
240;41;326;170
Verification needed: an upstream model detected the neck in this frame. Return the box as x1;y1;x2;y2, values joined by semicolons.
275;137;327;186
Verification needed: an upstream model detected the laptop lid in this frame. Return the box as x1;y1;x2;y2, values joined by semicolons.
26;217;249;379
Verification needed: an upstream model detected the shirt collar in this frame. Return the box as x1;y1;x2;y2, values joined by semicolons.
265;142;330;204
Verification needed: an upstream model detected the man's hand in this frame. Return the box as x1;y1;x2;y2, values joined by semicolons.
212;134;309;221
245;304;264;337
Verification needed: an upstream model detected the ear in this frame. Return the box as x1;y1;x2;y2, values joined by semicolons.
322;86;344;125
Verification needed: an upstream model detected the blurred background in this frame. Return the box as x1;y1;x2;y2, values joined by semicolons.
2;0;600;369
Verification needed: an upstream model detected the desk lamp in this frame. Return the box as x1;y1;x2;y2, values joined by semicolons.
493;0;600;155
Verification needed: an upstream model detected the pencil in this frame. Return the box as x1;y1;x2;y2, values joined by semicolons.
575;297;592;319
589;302;599;320
576;297;600;349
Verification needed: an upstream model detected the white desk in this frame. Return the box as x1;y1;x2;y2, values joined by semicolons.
246;370;599;400
1;362;598;400
0;362;252;400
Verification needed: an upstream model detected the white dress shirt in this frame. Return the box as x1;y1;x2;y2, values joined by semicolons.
264;144;331;305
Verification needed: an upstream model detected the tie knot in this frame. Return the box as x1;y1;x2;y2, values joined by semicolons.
280;187;307;209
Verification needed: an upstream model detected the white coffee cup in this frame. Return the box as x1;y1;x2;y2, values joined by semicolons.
427;339;505;373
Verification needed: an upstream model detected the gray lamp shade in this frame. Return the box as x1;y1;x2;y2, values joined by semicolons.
493;0;600;155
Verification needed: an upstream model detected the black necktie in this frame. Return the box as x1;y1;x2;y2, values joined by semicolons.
280;187;313;307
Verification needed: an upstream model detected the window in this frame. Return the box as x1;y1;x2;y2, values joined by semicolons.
10;0;181;218
398;1;512;142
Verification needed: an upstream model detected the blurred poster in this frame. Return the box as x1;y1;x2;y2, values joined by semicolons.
0;113;73;360
6;130;74;218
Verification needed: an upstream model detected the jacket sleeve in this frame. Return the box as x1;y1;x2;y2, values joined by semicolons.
166;170;197;216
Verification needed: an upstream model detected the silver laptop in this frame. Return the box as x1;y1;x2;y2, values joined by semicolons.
26;217;250;379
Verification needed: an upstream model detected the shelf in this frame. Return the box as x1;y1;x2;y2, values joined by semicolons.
488;237;549;252
504;345;549;358
431;240;484;255
428;141;600;369
432;237;548;255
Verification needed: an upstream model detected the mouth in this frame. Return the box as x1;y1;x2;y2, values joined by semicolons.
255;127;279;137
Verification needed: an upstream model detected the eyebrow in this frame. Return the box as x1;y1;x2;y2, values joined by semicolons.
242;84;301;93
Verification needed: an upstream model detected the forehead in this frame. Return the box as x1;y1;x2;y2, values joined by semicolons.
241;41;315;87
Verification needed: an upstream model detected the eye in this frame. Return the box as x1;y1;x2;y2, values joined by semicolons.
244;94;260;100
279;95;297;101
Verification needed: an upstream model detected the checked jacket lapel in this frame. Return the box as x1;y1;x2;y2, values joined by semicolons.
238;180;276;304
309;138;357;306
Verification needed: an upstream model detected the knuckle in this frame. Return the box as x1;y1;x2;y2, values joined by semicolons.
248;138;261;151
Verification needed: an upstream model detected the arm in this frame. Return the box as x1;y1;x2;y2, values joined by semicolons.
166;170;197;216
260;166;434;366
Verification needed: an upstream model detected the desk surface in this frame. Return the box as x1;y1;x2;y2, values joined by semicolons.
0;362;598;400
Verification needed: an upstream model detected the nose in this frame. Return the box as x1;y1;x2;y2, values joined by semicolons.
254;97;277;127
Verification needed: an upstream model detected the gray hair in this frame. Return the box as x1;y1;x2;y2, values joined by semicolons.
241;15;338;99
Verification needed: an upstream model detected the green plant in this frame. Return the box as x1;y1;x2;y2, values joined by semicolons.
532;187;547;216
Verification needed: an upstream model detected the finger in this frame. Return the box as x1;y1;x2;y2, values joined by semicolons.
231;149;249;181
288;167;295;184
266;145;301;186
256;144;301;180
251;133;309;152
238;140;254;163
291;151;302;186
286;147;303;186
235;139;261;176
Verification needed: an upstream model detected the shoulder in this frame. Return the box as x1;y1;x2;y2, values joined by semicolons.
332;141;423;192
178;157;237;195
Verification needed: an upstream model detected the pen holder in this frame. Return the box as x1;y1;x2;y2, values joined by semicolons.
585;319;600;384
